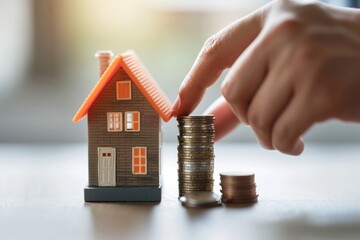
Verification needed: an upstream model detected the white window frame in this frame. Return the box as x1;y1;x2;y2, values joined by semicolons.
125;111;140;132
107;112;122;132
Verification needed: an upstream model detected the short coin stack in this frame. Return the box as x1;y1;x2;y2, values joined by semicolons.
177;115;215;197
220;171;258;204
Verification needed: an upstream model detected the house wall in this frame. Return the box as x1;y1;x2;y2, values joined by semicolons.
87;67;160;187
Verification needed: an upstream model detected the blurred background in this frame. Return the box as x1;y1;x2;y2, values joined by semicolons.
0;0;359;143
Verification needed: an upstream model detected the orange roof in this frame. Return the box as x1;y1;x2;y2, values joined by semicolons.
73;50;173;122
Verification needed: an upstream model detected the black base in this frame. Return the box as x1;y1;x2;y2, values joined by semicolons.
84;186;162;202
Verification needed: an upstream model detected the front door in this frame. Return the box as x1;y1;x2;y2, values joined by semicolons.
98;147;116;186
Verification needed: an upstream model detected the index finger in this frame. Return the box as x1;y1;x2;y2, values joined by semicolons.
172;5;267;116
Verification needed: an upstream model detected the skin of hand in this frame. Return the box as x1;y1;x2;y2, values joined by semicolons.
172;0;360;155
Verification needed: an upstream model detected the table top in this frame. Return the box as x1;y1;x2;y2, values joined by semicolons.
1;142;360;240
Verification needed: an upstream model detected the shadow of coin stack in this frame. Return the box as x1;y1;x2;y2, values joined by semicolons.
220;171;258;204
177;115;215;197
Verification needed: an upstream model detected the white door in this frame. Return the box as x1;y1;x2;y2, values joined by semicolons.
98;147;116;186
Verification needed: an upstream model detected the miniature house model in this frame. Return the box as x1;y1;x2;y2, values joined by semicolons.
73;50;172;202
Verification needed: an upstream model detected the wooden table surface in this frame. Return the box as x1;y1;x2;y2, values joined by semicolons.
0;143;360;240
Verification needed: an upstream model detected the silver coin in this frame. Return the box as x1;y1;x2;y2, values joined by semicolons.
178;126;215;130
178;135;210;140
179;186;214;191
177;115;215;120
178;154;215;158
178;141;214;145
179;164;214;170
178;145;214;149
180;169;214;173
179;192;221;208
178;130;214;133
178;161;214;165
178;158;215;163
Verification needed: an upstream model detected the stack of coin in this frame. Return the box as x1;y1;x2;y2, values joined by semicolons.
177;115;215;197
220;171;258;204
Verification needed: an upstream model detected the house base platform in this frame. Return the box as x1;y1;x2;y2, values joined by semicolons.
84;186;161;202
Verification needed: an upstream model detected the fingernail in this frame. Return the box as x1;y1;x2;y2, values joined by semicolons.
171;96;181;116
293;139;304;155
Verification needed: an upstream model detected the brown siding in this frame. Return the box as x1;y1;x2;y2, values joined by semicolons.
87;67;160;187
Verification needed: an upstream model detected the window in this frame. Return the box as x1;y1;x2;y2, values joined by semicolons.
107;112;122;132
125;112;140;131
132;147;147;175
116;81;131;100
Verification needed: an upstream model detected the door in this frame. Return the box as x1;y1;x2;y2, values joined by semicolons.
98;147;116;186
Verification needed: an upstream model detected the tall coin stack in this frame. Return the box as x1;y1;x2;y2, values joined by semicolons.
177;115;215;197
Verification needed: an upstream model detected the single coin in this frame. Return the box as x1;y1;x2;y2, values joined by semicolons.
178;153;215;158
220;187;257;193
178;161;214;166
178;131;215;135
179;186;214;191
179;168;214;173
178;145;214;149
178;124;215;128
220;183;257;189
178;132;215;135
179;192;221;208
178;158;215;163
179;135;214;139
221;190;257;197
179;184;214;189
220;171;255;186
178;140;215;145
220;171;255;178
179;181;214;185
221;195;258;204
221;193;257;199
177;115;215;120
178;151;214;155
179;182;214;186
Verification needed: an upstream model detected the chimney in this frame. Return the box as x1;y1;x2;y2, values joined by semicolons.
95;50;114;78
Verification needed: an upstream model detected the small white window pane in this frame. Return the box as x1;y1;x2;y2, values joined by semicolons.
127;122;133;130
127;113;132;121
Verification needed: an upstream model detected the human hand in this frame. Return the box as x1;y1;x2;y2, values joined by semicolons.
172;0;360;155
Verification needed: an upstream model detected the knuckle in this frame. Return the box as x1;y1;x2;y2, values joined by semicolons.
200;34;224;61
221;83;249;123
278;18;303;33
272;124;294;153
268;18;303;40
248;109;273;149
293;38;319;65
306;88;333;121
221;80;237;105
248;109;268;134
